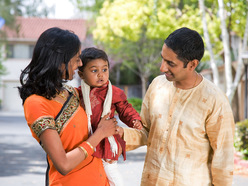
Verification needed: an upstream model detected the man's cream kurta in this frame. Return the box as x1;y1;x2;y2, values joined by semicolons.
124;75;235;186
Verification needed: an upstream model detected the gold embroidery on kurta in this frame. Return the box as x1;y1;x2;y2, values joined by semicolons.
186;154;191;158
202;98;207;103
159;147;163;153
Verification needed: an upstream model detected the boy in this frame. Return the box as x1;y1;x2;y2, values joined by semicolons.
77;47;143;186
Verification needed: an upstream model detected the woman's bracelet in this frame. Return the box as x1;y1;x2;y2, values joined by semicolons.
85;141;94;151
78;141;95;158
78;146;88;159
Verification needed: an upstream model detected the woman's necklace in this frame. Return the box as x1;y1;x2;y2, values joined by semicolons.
57;90;67;101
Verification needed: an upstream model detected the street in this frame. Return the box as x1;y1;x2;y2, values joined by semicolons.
0;115;247;186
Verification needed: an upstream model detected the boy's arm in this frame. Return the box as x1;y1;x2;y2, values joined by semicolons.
114;88;141;128
119;84;153;151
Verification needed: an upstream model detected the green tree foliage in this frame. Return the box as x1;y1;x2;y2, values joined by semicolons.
235;119;248;159
74;0;247;97
223;0;248;38
71;0;111;16
92;0;219;96
93;0;247;61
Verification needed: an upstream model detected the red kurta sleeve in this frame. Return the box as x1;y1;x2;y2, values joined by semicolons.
111;86;141;128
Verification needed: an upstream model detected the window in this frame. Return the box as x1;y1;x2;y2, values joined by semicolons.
6;44;34;59
6;44;14;58
29;45;34;58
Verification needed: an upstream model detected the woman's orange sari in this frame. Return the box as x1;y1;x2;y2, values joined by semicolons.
23;85;109;186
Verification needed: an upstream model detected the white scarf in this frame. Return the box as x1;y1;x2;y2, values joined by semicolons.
81;79;118;157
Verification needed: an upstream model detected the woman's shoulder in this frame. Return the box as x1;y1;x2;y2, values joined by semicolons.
25;94;49;106
64;84;79;98
24;94;57;114
24;94;57;125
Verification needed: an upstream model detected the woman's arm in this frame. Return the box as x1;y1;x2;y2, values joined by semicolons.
40;114;117;175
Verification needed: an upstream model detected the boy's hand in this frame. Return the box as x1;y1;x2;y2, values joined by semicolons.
133;120;143;130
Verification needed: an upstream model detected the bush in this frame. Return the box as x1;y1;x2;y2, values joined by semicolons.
127;97;142;113
235;119;248;159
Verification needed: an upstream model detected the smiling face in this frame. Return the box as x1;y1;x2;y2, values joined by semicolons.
160;43;200;89
160;44;189;81
78;58;109;88
61;49;82;80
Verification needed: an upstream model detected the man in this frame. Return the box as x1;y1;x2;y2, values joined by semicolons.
121;27;235;185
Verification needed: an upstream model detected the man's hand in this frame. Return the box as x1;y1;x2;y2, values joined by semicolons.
116;126;124;139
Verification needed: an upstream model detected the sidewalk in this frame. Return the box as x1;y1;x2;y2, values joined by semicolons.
0;110;24;117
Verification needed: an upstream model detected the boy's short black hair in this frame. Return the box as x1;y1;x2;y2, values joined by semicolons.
78;47;109;72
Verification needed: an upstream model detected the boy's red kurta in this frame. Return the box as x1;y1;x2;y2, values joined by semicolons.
77;81;141;160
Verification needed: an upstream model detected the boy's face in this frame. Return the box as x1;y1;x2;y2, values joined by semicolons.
78;59;109;88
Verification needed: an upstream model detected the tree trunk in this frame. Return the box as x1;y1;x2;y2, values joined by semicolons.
199;0;220;86
140;75;148;98
116;63;120;85
217;0;233;103
228;8;248;103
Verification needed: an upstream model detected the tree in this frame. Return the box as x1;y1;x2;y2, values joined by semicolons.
218;0;233;102
93;0;209;97
199;0;248;104
222;0;248;103
76;0;248;104
102;30;162;97
199;0;220;86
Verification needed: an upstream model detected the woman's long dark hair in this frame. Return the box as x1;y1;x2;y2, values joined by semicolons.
18;27;81;104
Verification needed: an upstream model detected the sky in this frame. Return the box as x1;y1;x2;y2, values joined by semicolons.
43;0;75;19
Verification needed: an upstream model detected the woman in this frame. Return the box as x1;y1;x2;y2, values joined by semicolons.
18;27;118;186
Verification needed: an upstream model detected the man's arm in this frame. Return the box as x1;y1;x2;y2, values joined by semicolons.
119;83;153;151
206;100;235;186
123;127;148;151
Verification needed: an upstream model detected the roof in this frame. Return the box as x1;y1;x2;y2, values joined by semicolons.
3;17;87;42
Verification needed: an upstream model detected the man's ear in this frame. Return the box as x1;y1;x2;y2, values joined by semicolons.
78;70;84;79
188;59;199;71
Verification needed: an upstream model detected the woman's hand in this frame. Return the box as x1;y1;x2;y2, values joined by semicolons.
87;114;118;149
96;114;118;138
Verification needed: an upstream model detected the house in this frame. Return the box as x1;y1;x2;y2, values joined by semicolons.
0;17;87;112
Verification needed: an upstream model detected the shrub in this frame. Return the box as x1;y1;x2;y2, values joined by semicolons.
235;119;248;159
127;97;142;113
